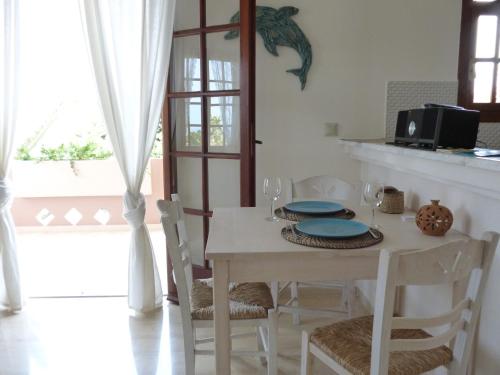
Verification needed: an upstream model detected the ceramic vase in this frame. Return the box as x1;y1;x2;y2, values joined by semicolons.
416;200;453;236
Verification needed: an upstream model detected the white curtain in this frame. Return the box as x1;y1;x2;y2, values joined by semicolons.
80;0;176;313
0;0;22;311
209;60;238;151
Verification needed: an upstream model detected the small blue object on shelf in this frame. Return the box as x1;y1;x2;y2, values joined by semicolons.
296;218;369;239
455;148;500;158
474;149;500;157
285;201;344;214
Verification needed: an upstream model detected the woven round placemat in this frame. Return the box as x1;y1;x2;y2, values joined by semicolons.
281;226;383;249
275;207;355;222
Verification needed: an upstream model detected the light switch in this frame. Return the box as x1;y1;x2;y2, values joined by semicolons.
325;122;339;137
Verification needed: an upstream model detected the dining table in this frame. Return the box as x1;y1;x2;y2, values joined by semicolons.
205;205;469;374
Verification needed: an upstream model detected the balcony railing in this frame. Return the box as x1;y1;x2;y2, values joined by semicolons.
11;158;164;227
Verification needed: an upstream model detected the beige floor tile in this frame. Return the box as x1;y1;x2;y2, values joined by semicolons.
0;287;358;374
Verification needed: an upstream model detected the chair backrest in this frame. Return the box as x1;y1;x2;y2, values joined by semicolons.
292;175;354;202
171;193;193;290
157;197;194;331
370;232;499;375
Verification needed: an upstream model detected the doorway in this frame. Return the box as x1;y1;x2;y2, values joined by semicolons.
163;0;256;300
13;0;168;298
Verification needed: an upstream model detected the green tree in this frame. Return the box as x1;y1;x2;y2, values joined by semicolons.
189;128;202;146
39;144;67;161
209;116;224;146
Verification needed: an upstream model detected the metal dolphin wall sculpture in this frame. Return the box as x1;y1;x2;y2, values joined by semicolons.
225;6;312;90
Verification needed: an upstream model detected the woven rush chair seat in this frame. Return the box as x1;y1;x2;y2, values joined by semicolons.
191;279;275;320
310;315;453;375
159;197;279;375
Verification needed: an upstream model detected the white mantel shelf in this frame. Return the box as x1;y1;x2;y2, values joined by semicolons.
339;139;500;201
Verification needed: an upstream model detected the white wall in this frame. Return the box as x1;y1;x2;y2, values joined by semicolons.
255;0;462;204
172;0;464;272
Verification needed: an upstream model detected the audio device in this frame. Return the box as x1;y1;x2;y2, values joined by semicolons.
393;104;480;150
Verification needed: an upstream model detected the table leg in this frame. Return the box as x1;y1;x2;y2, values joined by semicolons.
394;285;405;316
346;281;355;318
213;259;231;374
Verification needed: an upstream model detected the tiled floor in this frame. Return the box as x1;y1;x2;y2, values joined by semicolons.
0;289;351;374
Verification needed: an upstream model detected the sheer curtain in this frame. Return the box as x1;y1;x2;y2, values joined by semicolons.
80;0;176;313
209;60;238;151
0;0;22;311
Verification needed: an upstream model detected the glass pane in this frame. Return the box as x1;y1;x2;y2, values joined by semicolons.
497;64;500;103
174;0;200;31
476;15;497;58
498;30;500;58
206;0;239;27
207;32;240;90
474;62;494;103
176;157;203;210
172;36;201;92
208;96;240;153
183;214;205;266
208;159;240;210
171;97;202;152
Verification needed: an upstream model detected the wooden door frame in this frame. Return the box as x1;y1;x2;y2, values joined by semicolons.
239;0;256;207
162;0;256;302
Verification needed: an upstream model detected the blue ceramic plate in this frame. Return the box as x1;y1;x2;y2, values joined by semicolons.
296;218;369;239
285;200;344;214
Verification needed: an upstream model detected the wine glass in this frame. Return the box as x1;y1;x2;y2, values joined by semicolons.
362;182;385;228
263;177;282;222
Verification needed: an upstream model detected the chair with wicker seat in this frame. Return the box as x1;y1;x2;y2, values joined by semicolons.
272;175;357;325
300;232;499;375
157;196;278;375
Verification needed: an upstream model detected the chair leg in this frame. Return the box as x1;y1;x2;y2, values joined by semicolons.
257;326;267;366
184;331;196;375
291;282;300;325
300;330;313;375
267;310;279;375
271;281;279;310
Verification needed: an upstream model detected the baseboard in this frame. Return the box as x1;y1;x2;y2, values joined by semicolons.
355;286;374;315
297;282;346;289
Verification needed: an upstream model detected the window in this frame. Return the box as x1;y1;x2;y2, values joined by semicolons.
458;0;500;121
182;58;202;147
183;57;238;148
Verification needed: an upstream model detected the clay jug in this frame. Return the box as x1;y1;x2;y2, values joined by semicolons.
416;200;453;236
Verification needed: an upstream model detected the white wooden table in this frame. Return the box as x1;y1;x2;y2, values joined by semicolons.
205;206;468;374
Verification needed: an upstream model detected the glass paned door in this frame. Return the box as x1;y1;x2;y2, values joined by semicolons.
163;0;256;300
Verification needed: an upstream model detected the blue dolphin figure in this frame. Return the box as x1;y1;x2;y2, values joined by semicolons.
225;6;312;90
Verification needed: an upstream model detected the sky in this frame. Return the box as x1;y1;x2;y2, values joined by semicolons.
16;0;109;156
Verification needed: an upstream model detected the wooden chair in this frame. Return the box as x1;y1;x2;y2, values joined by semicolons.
300;232;499;375
157;197;278;375
272;175;357;325
291;175;354;202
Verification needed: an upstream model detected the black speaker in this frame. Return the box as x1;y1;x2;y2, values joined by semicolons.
394;104;479;150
